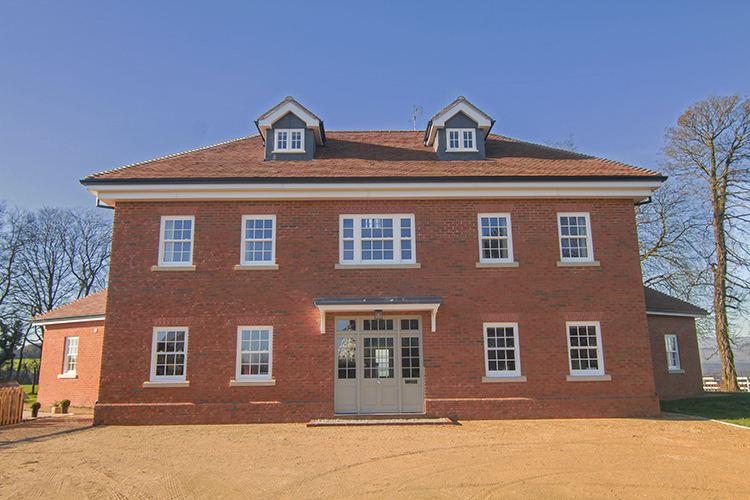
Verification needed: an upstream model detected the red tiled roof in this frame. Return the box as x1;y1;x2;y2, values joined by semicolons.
32;289;107;322
643;287;708;317
83;131;662;182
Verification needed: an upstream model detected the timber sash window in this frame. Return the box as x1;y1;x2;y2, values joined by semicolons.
236;327;273;381
558;213;594;262
483;323;521;377
63;337;78;374
665;334;681;371
240;216;276;265
478;214;514;263
158;216;194;266
340;215;416;265
567;322;605;376
150;328;188;382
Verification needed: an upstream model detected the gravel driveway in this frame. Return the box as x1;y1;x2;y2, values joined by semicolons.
1;413;749;499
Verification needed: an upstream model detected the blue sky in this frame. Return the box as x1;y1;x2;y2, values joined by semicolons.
1;0;749;209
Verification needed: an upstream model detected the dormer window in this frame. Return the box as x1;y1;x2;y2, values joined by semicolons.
447;129;476;152
274;129;305;153
425;97;494;160
256;97;325;161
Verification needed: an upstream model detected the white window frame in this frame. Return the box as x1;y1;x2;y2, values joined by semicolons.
149;327;189;382
157;216;195;266
62;337;78;375
446;128;477;152
665;334;681;371
566;321;605;377
339;214;416;265
240;215;276;266
483;323;521;378
235;326;273;381
557;213;594;262
477;213;514;263
273;128;305;153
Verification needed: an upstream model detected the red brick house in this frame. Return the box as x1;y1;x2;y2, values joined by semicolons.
82;96;671;425
644;287;708;400
32;289;107;408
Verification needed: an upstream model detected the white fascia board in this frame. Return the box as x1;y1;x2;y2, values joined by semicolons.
31;314;106;327
315;302;442;334
256;102;322;145
87;180;662;206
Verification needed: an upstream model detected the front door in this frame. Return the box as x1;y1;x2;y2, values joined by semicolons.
361;336;398;412
334;316;424;414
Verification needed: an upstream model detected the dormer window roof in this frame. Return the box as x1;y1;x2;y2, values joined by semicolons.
424;96;494;148
255;96;326;147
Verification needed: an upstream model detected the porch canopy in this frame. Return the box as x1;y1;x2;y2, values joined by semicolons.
313;297;443;334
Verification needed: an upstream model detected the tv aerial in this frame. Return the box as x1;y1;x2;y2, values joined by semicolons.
408;105;423;131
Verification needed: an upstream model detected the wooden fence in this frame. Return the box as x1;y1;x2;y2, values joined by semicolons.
0;387;25;426
703;376;750;393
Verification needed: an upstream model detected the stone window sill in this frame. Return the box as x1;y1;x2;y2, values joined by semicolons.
566;374;611;382
234;264;279;271
668;369;685;374
476;262;519;268
151;265;196;272
335;263;421;270
57;373;77;379
557;261;600;267
482;376;527;383
142;381;190;388
229;379;276;387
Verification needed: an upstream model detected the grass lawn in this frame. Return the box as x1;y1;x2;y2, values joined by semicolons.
20;384;38;404
661;393;750;427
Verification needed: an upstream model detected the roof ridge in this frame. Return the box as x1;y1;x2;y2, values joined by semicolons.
85;135;259;180
487;133;660;176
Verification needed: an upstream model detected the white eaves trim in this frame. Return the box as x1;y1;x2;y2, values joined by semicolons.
32;314;106;327
88;180;663;207
314;302;442;334
646;310;708;318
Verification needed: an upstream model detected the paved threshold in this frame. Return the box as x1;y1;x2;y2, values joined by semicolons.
307;417;454;427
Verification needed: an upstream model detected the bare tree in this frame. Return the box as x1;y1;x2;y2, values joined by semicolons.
65;207;111;298
0;203;33;319
637;182;708;298
662;94;750;391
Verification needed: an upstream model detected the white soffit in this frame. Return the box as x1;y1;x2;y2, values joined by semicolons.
88;180;663;206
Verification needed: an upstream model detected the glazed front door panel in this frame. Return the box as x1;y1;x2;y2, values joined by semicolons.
360;336;399;413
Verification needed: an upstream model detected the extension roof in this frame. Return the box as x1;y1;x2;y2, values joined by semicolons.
32;289;108;325
643;286;708;317
82;131;663;184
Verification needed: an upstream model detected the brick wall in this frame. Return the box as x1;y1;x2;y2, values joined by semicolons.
38;320;104;408
95;198;660;424
647;314;704;400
